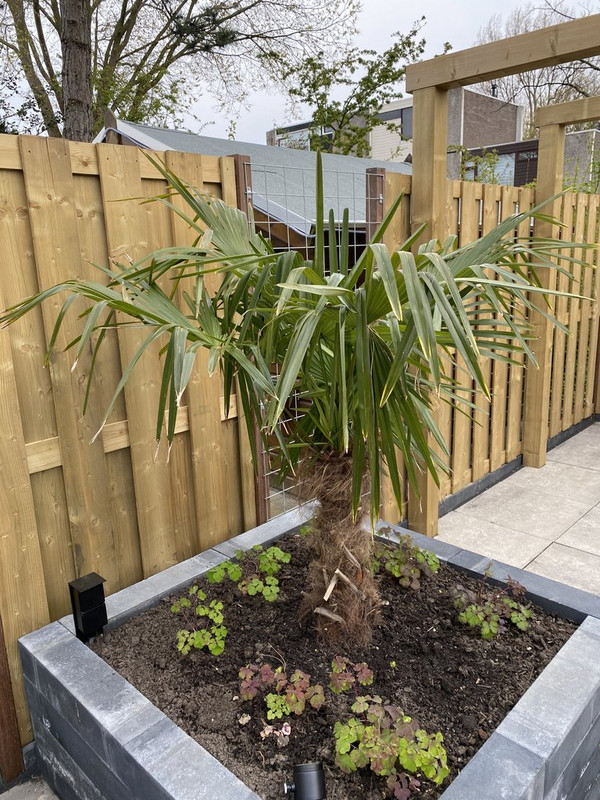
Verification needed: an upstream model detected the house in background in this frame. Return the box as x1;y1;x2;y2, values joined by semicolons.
267;88;524;176
467;127;600;190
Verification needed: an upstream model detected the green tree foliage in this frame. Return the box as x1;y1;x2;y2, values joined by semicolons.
278;22;429;157
0;0;359;139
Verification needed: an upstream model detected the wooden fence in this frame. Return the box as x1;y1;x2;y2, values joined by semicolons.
1;134;599;774
0;135;258;759
381;172;600;524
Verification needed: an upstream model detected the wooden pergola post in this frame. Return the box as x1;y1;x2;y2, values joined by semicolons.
523;97;600;465
522;123;565;466
404;14;600;533
407;88;448;536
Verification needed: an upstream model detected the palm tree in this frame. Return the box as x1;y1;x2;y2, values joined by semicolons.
1;155;579;644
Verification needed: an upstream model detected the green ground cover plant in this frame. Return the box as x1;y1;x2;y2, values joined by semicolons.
170;584;227;655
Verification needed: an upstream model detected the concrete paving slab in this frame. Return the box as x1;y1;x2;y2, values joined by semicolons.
500;461;600;506
437;511;548;568
2;779;57;800
557;506;600;557
456;481;590;540
547;429;600;471
527;543;600;595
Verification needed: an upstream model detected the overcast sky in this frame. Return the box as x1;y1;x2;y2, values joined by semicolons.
192;0;529;143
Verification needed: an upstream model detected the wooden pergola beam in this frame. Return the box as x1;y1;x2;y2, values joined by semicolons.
406;14;600;92
535;96;600;127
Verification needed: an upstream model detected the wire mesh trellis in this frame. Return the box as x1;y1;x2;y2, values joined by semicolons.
238;158;385;520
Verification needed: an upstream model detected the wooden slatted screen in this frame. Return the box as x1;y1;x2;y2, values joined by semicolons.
0;135;254;745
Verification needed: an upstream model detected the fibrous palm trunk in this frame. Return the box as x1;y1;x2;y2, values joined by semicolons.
299;453;380;646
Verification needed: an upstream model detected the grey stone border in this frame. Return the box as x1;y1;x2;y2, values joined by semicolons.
18;504;600;800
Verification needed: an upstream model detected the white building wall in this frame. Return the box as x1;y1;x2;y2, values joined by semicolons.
369;125;412;162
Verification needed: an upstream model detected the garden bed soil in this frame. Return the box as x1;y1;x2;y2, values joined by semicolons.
91;533;576;800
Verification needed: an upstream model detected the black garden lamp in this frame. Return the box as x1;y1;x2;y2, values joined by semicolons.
68;572;108;642
284;762;326;799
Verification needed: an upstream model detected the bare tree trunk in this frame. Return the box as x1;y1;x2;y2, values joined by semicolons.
61;0;92;141
6;0;62;137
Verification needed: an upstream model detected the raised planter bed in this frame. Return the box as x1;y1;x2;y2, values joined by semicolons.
19;507;600;800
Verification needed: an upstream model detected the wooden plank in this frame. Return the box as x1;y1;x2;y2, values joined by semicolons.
406;14;600;91
72;169;142;592
444;183;459;494
0;612;24;782
536;96;600;128
562;193;586;430
549;195;574;437
506;187;533;460
0;308;50;743
452;180;478;489
408;88;448;536
573;195;595;423
24;399;238;474
165;150;231;551
472;183;502;482
0;163;75;619
381;172;410;523
0;135;22;170
97;143;178;577
522;123;565;466
19;136;119;591
141;172;198;562
489;186;517;471
222;155;260;530
585;199;600;418
222;420;244;536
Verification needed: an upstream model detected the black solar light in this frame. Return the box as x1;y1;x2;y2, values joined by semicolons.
68;573;107;642
284;762;326;799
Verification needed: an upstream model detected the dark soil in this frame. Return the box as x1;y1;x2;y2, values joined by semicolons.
91;533;576;799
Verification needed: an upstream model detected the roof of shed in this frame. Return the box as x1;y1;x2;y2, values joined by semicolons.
95;119;411;233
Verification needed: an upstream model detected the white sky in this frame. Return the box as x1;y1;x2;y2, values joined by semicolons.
192;0;529;143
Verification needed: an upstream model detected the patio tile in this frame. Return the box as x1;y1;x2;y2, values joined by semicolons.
527;543;600;594
455;482;589;540
557;506;600;557
500;462;600;506
2;779;58;800
437;511;548;568
547;426;600;471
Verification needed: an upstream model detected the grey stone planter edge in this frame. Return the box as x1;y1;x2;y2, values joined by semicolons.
17;505;600;800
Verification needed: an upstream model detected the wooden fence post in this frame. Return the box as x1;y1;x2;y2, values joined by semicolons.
522;123;565;466
0;613;24;785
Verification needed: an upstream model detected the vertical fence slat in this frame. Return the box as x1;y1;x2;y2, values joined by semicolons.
72;172;143;590
549;194;574;437
141;172;198;561
0;162;75;619
0;613;24;783
381;172;412;522
585;198;600;418
472;184;501;481
223;155;263;530
574;195;595;423
0;305;50;744
505;187;532;460
98;144;178;577
165;150;232;551
489;187;516;471
452;181;479;490
19;136;120;591
562;193;586;430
